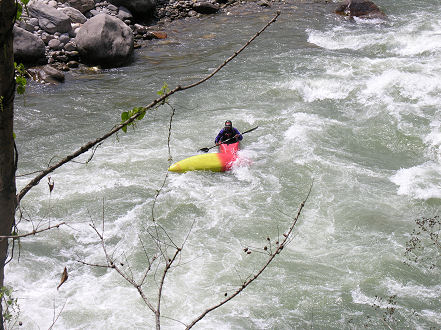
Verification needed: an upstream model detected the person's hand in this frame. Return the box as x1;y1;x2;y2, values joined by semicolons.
216;142;220;146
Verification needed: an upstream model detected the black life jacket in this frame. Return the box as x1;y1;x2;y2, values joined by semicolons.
221;128;236;144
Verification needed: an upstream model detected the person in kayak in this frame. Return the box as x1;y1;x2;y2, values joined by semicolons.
215;120;243;145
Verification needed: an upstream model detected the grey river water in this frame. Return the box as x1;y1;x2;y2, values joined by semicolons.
9;0;441;328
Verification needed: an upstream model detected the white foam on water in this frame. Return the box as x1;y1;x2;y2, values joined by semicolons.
383;277;441;300
307;27;384;51
392;16;441;56
279;78;354;103
424;120;441;162
390;162;441;200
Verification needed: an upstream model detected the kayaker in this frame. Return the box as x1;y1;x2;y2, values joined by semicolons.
215;120;243;145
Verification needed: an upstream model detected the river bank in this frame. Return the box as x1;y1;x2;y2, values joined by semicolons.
16;0;339;83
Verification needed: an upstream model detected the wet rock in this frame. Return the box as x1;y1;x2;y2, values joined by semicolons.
117;6;133;21
107;4;118;12
67;0;95;13
64;42;77;51
61;6;88;23
335;0;386;19
67;60;80;68
28;1;72;34
48;38;62;49
75;14;134;67
257;0;270;7
41;32;55;44
150;31;167;39
193;2;220;14
13;26;46;65
18;20;35;33
28;65;65;84
29;17;40;27
108;0;156;21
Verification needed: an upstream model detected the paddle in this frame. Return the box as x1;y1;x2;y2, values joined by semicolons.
198;126;259;153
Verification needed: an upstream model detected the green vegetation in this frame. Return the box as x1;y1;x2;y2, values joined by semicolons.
0;286;20;327
15;0;30;20
120;83;170;132
14;62;27;95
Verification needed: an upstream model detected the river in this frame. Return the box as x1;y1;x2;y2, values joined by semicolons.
9;0;441;328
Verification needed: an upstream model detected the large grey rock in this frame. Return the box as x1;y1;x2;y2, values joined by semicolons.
75;14;134;67
28;65;65;84
28;1;72;34
67;0;95;13
108;0;156;21
192;2;219;14
117;6;133;21
61;7;87;23
13;26;46;65
335;0;386;19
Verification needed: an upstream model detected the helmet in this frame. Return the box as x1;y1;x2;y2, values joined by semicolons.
225;120;232;128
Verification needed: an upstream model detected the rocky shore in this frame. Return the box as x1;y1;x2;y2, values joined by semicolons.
14;0;385;83
14;0;270;82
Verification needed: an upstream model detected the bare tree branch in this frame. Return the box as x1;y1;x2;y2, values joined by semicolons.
156;248;181;330
48;300;67;330
0;222;65;240
16;11;281;205
185;183;312;329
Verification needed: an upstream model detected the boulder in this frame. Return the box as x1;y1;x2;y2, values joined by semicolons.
108;0;156;21
13;26;46;65
28;1;72;34
335;0;386;19
75;14;134;67
117;6;133;21
67;0;95;13
28;65;65;84
61;7;87;23
192;2;220;14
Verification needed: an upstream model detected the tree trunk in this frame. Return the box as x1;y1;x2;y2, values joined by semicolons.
0;0;17;327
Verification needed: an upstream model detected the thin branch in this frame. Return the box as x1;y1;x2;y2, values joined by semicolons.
166;102;176;162
76;259;110;268
71;142;103;164
48;300;67;330
156;248;181;330
0;222;65;240
185;182;312;329
16;11;281;205
89;217;158;314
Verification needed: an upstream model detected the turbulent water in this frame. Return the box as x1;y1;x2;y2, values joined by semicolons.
9;0;441;328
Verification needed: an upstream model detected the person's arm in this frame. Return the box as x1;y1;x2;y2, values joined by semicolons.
215;129;224;144
234;128;243;141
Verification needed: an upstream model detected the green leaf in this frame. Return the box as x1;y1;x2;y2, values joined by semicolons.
122;125;127;133
137;110;146;121
16;3;23;20
17;85;25;95
121;111;129;121
13;132;16;139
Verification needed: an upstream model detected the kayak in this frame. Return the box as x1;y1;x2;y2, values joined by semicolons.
168;142;239;173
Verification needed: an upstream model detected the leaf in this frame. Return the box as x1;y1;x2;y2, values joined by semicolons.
57;267;68;290
137;109;146;121
121;111;129;121
16;84;25;95
122;125;127;133
16;3;23;20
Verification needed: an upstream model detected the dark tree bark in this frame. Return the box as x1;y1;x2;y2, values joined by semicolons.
0;0;17;327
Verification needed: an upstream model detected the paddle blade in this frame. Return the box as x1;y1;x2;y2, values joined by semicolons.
199;147;210;153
